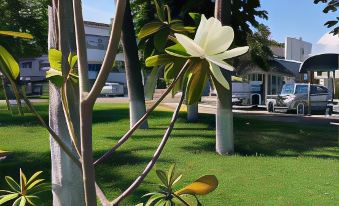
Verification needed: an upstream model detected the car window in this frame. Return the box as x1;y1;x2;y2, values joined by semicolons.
295;85;308;94
316;86;329;94
281;84;294;95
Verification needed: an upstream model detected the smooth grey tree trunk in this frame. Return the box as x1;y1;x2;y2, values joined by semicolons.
121;1;148;129
48;3;85;206
215;0;234;154
187;103;198;122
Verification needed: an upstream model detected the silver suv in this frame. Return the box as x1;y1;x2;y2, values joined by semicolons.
266;83;331;114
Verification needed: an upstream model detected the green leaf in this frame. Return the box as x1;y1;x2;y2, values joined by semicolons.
185;60;209;105
12;196;22;206
27;171;43;186
5;176;20;192
170;22;195;33
165;44;190;58
167;164;176;187
25;195;40;206
27;179;44;190
26;183;50;195
46;68;63;88
164;59;186;82
144;67;159;100
20;169;27;193
0;31;33;39
145;193;166;206
208;62;229;90
153;0;165;22
0;193;19;204
48;49;62;72
19;196;26;206
68;52;78;70
145;54;175;67
0;45;20;80
189;13;202;26
154;28;170;52
154;199;166;206
138;21;164;39
156;170;169;187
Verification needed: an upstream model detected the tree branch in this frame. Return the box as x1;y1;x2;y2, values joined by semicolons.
93;60;190;166
87;0;127;104
111;89;185;205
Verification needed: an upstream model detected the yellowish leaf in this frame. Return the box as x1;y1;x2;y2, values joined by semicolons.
175;175;218;196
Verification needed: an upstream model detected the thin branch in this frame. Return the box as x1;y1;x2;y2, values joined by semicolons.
111;91;185;205
95;183;110;206
61;84;81;156
72;0;89;94
93;60;190;166
86;0;127;104
21;95;81;167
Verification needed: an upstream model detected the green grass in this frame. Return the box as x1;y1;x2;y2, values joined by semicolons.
0;103;338;205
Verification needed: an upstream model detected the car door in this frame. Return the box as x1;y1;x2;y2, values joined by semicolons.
310;86;329;109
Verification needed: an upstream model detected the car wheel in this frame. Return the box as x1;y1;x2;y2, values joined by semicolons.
267;102;274;112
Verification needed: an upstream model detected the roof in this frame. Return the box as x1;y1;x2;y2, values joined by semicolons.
275;59;302;76
237;59;294;77
84;21;110;28
299;53;339;73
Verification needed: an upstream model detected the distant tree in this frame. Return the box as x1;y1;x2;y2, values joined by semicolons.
314;0;339;35
0;0;49;58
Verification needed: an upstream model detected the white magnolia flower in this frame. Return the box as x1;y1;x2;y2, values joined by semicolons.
174;15;249;89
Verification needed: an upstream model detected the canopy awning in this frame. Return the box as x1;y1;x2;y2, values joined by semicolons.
299;53;339;73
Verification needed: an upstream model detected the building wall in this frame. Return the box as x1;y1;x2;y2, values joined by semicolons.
285;37;312;62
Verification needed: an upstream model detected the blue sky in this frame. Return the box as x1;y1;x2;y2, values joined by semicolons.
82;0;338;44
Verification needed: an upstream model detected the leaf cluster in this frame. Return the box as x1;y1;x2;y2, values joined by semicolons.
314;0;339;35
0;169;50;206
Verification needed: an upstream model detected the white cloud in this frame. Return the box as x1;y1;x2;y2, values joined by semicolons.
312;33;339;55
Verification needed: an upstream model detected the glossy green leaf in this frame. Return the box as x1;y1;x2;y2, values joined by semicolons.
165;44;190;58
68;52;78;70
20;169;27;193
154;198;166;206
145;54;175;67
46;68;63;88
145;193;165;206
189;13;202;26
144;67;159;100
19;196;26;206
138;21;164;39
154;28;170;52
48;49;62;72
0;46;20;80
25;195;39;206
26;171;43;186
12;196;22;206
208;62;229;90
27;179;44;190
164;59;186;82
156;170;168;187
5;176;20;192
185;60;209;105
0;193;19;204
0;31;33;39
26;183;50;195
170;22;195;33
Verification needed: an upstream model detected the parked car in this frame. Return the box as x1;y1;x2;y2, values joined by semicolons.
100;83;124;97
266;83;331;114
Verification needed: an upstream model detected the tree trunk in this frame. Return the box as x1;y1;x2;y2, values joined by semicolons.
187;103;198;122
121;0;148;129
48;3;85;206
214;0;234;154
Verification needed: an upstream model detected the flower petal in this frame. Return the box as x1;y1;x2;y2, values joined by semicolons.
175;33;205;57
213;46;249;60
204;25;234;55
206;55;234;71
193;14;208;45
208;62;230;90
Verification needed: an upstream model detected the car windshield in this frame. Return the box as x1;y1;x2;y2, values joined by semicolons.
281;84;294;95
295;85;308;94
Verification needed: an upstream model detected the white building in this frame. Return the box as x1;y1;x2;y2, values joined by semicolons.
18;21;127;94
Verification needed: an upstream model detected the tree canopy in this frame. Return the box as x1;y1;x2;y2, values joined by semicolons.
0;0;49;59
314;0;339;35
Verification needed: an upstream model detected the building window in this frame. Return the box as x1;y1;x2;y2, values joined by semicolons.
22;62;32;69
88;64;102;72
85;35;109;50
316;71;322;76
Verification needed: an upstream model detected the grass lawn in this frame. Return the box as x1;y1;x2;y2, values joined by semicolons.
0;103;338;205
